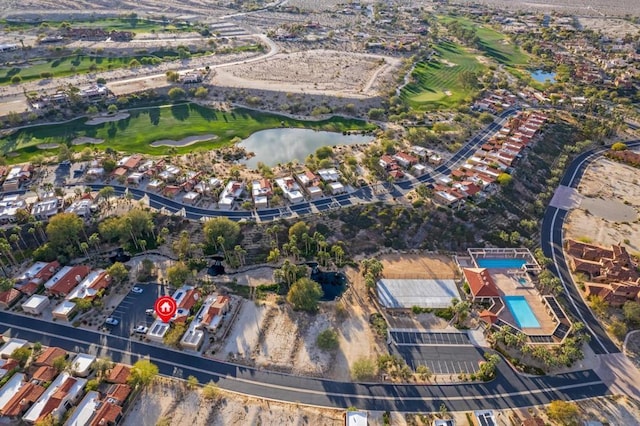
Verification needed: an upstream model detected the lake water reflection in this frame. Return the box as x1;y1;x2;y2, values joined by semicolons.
238;128;373;168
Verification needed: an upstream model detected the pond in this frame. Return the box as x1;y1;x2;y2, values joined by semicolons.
530;69;556;84
237;128;373;168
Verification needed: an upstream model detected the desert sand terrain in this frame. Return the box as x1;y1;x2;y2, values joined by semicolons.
565;157;640;253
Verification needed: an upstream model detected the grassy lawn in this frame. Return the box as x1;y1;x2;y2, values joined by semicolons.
400;40;485;111
439;15;530;69
1;17;194;34
1;103;376;163
0;49;210;85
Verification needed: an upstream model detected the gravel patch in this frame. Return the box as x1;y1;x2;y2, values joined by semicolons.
86;112;130;125
72;137;104;145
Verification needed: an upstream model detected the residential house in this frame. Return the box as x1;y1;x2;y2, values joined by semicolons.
105;364;130;384
31;365;58;384
296;171;323;199
65;270;111;301
172;286;201;312
0;194;27;224
183;191;201;204
393;152;419;169
275;177;305;204
31;197;61;221
15;261;61;296
64;391;100;426
70;353;96;377
345;410;368;426
198;294;231;331
584;282;640;307
22;295;49;315
316;168;340;183
252;178;272;209
0;338;28;359
145;320;170;343
328;182;347;194
0;358;19;380
127;172;144;185
105;383;131;405
117;155;143;170
0;288;21;310
65;199;94;219
88;400;123;426
33;347;67;368
22;372;86;424
566;240;639;283
2;164;32;192
52;300;77;321
0;374;45;420
45;265;91;298
218;181;244;210
378;155;397;170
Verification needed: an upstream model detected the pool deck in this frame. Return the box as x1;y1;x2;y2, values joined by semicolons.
491;270;556;334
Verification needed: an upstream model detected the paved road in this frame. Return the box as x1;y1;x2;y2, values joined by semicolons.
0;311;609;411
540;140;640;355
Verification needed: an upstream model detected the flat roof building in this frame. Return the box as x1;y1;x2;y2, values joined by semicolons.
22;294;49;315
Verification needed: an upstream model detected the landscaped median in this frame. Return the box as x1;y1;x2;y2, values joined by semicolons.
0;102;377;163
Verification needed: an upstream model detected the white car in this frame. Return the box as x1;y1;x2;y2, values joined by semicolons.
134;325;149;334
131;287;143;294
105;317;119;326
145;309;155;316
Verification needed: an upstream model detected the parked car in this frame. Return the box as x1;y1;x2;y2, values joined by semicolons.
105;317;119;326
134;325;149;334
145;309;155;316
131;287;143;294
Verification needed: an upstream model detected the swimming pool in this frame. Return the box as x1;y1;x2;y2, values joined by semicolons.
517;277;528;286
476;258;527;269
504;296;540;328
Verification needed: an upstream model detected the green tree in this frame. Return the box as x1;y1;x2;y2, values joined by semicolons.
52;355;68;372
609;320;628;340
288;221;310;242
187;375;199;389
107;262;129;286
168;87;186;100
611;142;627;151
547;400;579;425
588;295;609;317
316;329;339;350
166;71;180;82
203;217;240;250
194;87;208;98
46;212;84;256
11;347;31;366
10;75;21;84
287;277;323;312
128;359;159;387
163;323;186;347
623;301;640;325
107;104;118;114
167;262;190;286
351;357;377;381
496;173;513;186
202;380;220;400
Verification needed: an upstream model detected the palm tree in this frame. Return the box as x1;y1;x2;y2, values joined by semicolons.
139;239;147;252
89;233;100;254
12;226;26;249
9;234;21;251
0;239;17;266
80;242;90;258
28;227;38;245
234;245;247;267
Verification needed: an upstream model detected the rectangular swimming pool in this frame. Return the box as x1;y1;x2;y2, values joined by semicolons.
476;258;527;269
504;295;540;328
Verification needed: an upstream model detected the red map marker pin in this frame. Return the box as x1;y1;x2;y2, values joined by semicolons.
154;296;177;323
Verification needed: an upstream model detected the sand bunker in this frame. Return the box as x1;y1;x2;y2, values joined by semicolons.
72;137;104;145
37;143;60;149
85;112;130;125
149;134;218;147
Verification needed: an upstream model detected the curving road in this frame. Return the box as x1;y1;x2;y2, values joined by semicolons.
0;311;609;411
541;140;640;355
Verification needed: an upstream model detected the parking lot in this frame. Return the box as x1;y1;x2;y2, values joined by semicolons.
105;283;167;337
389;330;481;375
390;330;472;346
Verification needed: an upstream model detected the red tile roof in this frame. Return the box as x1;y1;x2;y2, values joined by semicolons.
123;155;143;170
106;383;131;405
48;265;91;296
35;347;66;367
1;382;45;417
0;289;21;307
106;364;130;384
463;268;500;298
179;289;200;311
32;365;58;382
90;402;122;426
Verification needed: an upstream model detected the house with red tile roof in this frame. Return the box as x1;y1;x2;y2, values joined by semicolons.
585;282;640;307
106;383;131;405
393;152;419;168
0;288;21;309
105;364;131;384
34;347;66;368
172;286;201;311
45;265;91;298
0;375;45;419
31;366;57;384
65;270;111;301
463;268;501;301
22;372;86;424
14;261;60;296
89;401;122;426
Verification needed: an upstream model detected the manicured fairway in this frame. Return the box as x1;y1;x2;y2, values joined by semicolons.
439;16;530;68
0;103;376;162
401;41;485;111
